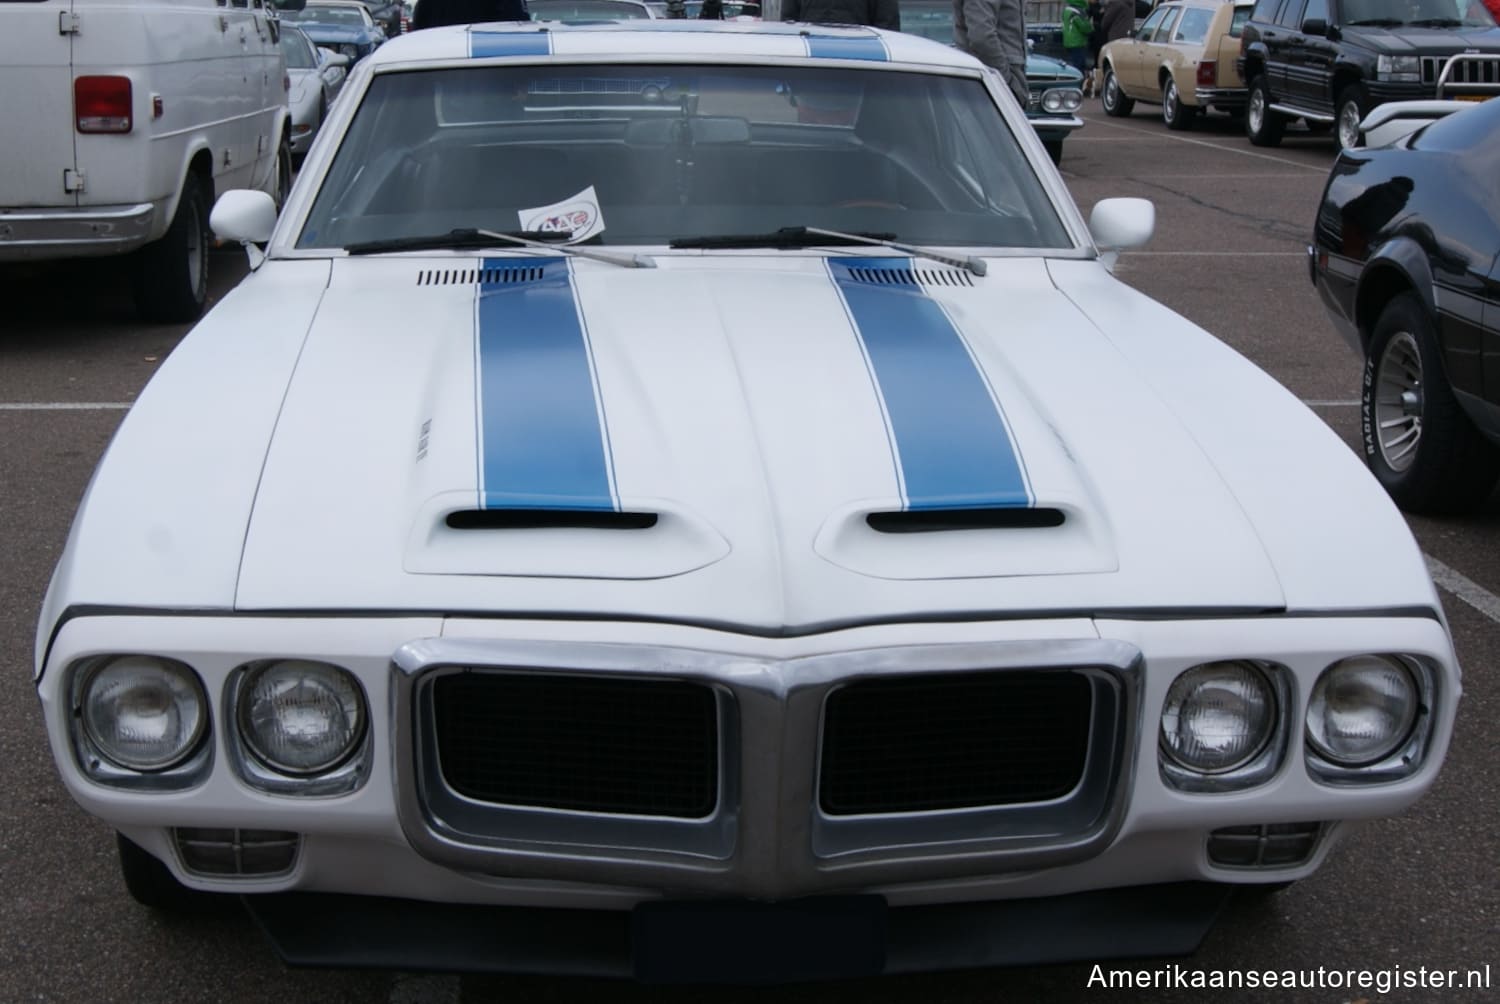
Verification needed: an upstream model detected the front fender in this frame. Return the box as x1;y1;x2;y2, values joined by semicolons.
1356;236;1436;342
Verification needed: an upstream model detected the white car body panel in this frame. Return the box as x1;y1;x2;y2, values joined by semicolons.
34;21;1463;978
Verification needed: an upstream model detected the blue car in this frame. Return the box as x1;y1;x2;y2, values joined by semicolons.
279;1;387;64
902;0;1084;163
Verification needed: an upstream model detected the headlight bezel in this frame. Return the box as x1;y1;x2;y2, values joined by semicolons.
1158;660;1291;793
1305;654;1436;785
225;659;372;796
68;655;214;791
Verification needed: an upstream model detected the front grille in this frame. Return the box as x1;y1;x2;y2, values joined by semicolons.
1208;822;1323;868
431;672;719;818
819;671;1093;815
1422;54;1500;88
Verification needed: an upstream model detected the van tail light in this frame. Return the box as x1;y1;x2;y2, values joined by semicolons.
1196;61;1217;87
75;75;132;133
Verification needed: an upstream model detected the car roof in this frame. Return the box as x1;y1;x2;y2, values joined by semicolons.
371;21;984;70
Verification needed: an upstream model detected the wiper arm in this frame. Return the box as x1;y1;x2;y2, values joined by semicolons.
1346;17;1404;25
1408;17;1463;25
344;227;655;269
670;225;987;276
670;227;899;249
344;228;567;256
475;228;655;269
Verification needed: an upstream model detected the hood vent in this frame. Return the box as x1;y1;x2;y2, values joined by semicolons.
867;508;1065;533
446;509;659;530
844;266;974;288
416;266;547;287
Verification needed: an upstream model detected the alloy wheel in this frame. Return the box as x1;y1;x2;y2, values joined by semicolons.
1374;330;1423;472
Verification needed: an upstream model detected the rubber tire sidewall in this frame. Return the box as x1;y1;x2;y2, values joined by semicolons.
1245;75;1285;147
1362;293;1500;513
1043;139;1064;165
1163;77;1194;131
1102;66;1135;117
132;172;209;325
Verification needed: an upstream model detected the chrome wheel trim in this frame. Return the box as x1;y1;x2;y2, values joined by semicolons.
1104;72;1118;109
1337;100;1362;150
1248;86;1265;134
1374;330;1423;473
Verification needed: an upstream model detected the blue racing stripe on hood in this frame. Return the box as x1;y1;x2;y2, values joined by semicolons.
829;258;1031;510
803;33;888;62
470;30;553;58
474;257;617;510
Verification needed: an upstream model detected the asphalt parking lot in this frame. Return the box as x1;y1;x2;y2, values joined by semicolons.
1;99;1496;1003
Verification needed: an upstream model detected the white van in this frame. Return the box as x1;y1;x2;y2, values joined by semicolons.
0;0;291;322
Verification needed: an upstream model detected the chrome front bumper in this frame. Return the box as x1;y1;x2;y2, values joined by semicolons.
1028;114;1085;138
393;636;1140;900
0;203;157;261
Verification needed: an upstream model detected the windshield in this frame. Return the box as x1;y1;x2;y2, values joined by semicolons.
1342;0;1494;25
280;30;319;69
284;5;369;25
296;63;1070;250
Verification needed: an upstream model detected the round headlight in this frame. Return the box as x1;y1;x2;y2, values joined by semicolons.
1161;662;1276;774
1042;89;1081;113
1306;655;1418;766
238;661;366;776
81;656;207;771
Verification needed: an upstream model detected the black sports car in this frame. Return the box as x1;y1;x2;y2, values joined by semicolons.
1310;96;1500;514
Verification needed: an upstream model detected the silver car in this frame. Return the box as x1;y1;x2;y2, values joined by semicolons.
279;23;349;160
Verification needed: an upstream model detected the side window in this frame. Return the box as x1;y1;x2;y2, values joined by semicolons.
1277;0;1308;26
1302;0;1327;23
230;0;249;8
1250;0;1281;19
1174;6;1213;41
1230;3;1254;34
1154;7;1182;38
1137;7;1170;38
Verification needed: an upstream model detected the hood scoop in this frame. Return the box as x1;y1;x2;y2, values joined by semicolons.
843;265;974;288
416;265;547;287
446;508;659;530
867;507;1066;533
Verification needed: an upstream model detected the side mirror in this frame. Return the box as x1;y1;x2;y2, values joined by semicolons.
1089;198;1155;270
1301;17;1327;35
211;190;279;267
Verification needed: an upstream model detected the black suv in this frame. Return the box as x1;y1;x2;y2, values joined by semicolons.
1239;0;1500;150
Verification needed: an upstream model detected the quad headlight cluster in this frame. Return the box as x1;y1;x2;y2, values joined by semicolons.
1040;88;1084;114
1159;654;1433;791
69;655;369;795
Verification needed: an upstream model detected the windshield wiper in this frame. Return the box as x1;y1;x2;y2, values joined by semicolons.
344;228;567;255
670;225;987;276
345;228;655;269
1408;17;1463;25
1346;17;1404;25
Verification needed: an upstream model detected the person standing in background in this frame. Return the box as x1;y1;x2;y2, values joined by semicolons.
953;0;1028;106
1061;0;1094;90
781;0;901;30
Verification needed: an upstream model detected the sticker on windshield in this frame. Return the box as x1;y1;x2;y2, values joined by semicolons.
518;186;606;243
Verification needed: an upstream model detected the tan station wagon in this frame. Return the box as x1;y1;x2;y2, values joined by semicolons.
1101;0;1255;129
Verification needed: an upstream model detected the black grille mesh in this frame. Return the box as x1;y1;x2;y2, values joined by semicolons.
431;673;718;818
820;671;1093;815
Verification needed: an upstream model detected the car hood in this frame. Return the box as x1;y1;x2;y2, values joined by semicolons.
1342;24;1500;52
287;69;316;105
221;252;1374;625
51;254;1435;631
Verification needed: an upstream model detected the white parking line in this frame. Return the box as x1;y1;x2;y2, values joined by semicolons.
0;402;133;410
1426;554;1500;625
1087;119;1330;171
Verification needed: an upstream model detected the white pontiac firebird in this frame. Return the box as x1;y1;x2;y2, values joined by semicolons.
35;19;1460;982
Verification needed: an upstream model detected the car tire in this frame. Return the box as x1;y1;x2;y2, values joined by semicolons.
1043;139;1064;165
1162;77;1195;131
116;833;208;911
132;172;210;324
1362;293;1500;513
274;132;293;211
1245;75;1284;147
1335;83;1369;152
1101;66;1134;117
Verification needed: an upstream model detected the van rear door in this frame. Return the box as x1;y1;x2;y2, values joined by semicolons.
0;0;77;208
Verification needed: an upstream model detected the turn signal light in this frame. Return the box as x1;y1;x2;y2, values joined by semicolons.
75;75;132;133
